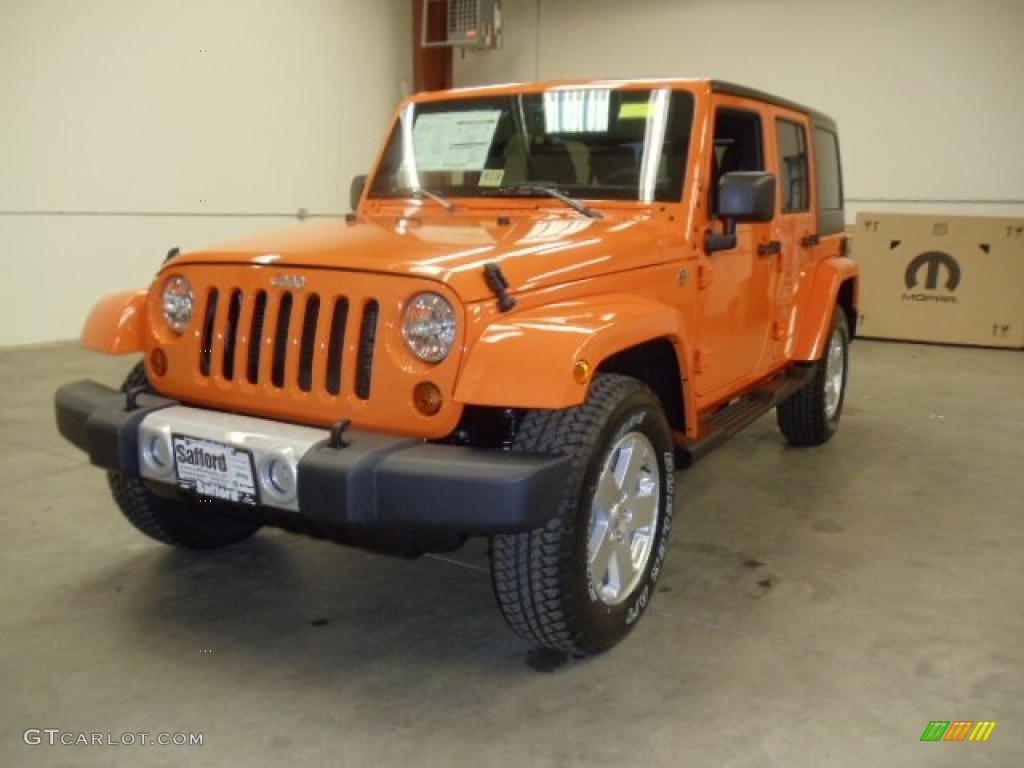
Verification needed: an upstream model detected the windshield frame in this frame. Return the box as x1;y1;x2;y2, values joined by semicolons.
368;86;695;205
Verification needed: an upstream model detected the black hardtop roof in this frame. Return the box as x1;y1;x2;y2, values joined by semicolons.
711;80;837;132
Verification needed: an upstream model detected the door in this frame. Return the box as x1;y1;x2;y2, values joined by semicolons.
768;110;817;361
694;102;777;398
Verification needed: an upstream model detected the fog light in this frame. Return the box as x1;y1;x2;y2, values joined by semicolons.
150;348;168;377
413;382;443;416
141;433;172;475
262;456;297;501
139;430;173;479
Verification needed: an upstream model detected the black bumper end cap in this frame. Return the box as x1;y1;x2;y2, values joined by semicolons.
299;440;572;535
54;380;176;473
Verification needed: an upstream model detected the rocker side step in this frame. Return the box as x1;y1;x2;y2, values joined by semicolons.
675;365;815;467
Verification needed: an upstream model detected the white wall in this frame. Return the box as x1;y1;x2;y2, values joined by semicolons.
456;0;1024;220
0;0;411;346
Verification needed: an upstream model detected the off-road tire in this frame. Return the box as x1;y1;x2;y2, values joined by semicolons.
491;374;675;656
777;309;850;446
106;362;261;549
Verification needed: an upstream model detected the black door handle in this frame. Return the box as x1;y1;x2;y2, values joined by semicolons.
758;240;782;256
801;234;821;248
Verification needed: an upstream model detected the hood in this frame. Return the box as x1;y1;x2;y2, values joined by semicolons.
171;211;675;303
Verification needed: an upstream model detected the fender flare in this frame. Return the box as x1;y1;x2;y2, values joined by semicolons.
791;257;859;361
454;295;682;409
80;290;148;354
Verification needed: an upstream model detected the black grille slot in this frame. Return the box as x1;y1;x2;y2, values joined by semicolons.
272;292;293;389
298;294;320;392
325;297;349;396
356;299;379;400
247;291;267;384
199;288;219;377
222;289;242;380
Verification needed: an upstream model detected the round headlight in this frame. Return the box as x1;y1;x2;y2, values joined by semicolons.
161;275;194;334
402;292;456;363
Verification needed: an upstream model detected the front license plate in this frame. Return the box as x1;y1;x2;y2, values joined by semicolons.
172;435;259;506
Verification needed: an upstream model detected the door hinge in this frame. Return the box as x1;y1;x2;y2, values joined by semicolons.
694;349;710;374
698;263;713;289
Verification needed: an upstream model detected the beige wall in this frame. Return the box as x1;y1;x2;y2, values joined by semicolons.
1;0;411;346
455;0;1024;220
6;0;1020;346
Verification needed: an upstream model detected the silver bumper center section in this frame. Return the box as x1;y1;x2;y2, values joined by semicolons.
138;406;329;512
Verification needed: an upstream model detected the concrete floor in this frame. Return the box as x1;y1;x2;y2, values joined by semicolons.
1;339;1021;767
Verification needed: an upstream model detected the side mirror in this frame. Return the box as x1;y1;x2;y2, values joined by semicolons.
719;171;776;221
706;172;776;253
350;174;368;212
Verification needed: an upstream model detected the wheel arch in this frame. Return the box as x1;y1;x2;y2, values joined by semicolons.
836;275;858;339
791;257;859;361
597;338;686;434
81;290;148;355
454;296;686;411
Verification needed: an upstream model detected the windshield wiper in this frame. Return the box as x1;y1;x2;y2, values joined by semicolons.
410;187;456;213
497;184;603;219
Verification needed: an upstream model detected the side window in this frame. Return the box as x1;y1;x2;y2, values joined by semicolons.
711;108;763;214
813;126;844;235
813;127;842;212
776;119;808;212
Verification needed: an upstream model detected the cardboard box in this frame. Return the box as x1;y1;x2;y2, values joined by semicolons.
852;213;1024;349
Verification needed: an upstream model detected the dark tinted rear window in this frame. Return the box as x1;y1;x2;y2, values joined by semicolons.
813;126;844;235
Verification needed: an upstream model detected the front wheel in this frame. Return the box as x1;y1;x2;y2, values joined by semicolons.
777;309;850;446
491;374;675;656
107;362;261;550
109;472;262;550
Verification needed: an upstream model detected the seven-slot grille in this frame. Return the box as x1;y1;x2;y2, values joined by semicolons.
197;287;379;399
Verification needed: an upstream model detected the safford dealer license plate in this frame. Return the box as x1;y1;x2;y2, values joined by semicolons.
172;435;258;505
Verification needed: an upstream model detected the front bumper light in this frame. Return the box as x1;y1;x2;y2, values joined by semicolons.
161;275;194;334
402;292;456;363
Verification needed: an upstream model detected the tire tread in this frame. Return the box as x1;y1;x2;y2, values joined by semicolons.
492;375;663;655
107;362;260;550
777;310;849;446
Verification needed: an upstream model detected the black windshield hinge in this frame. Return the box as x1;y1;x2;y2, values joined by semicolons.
483;263;517;312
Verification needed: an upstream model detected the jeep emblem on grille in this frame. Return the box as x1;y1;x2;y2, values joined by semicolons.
271;274;306;290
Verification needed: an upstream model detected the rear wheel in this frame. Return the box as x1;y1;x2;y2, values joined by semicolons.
491;374;675;656
107;363;261;549
777;309;850;446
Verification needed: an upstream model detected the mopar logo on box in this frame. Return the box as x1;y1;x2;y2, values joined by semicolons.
902;250;961;304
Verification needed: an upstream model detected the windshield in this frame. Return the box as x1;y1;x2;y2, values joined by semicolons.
369;87;695;204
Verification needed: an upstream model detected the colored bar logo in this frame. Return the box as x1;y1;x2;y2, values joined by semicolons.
920;721;997;742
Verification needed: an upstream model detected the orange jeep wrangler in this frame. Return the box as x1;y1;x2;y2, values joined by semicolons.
56;79;858;656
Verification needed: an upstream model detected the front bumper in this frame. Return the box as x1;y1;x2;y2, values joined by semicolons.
55;380;570;537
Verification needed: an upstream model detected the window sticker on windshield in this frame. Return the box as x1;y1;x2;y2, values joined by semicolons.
619;102;651;120
414;110;501;171
479;169;505;187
